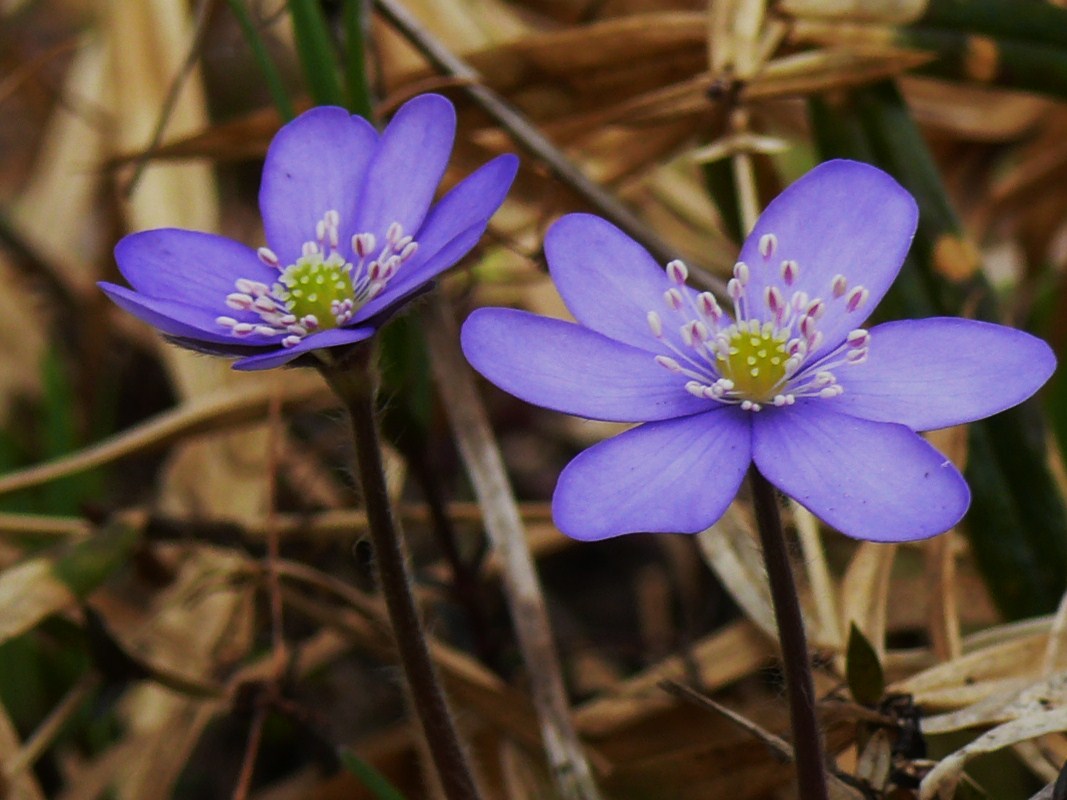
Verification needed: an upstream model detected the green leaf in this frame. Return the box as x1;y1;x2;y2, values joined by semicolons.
224;0;296;121
342;0;375;120
846;622;884;707
288;0;346;107
52;521;139;599
338;748;408;800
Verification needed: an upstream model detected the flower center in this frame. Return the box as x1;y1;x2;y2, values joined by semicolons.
646;233;871;412
216;211;418;348
716;322;789;403
275;251;355;332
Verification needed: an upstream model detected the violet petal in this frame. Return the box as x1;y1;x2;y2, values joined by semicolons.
737;160;918;356
834;317;1056;431
461;307;711;422
353;94;455;242
259;107;378;265
354;154;519;323
114;229;274;307
552;410;752;540
99;282;276;346
232;325;374;370
752;401;970;542
546;213;691;353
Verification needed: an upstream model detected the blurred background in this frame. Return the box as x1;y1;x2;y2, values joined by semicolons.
3;0;1067;797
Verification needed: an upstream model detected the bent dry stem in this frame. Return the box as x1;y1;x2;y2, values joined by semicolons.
749;465;830;800
319;346;482;800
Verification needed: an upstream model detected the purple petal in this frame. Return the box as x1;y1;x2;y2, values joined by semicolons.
232;326;374;371
553;410;752;541
259;107;378;265
114;229;274;307
100;282;274;346
354;154;519;323
834;318;1056;431
353;94;456;242
546;214;684;353
738;160;918;356
752;401;970;542
461;308;710;422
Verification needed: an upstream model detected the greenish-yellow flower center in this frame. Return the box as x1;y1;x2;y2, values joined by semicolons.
275;252;354;332
716;321;789;402
217;210;420;349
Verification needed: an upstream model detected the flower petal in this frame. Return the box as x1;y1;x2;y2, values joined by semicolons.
259;107;379;265
99;282;274;346
462;307;710;422
231;326;374;371
552;410;752;540
354;154;519;323
114;229;274;307
834;318;1056;431
353;94;456;242
546;214;684;352
752;401;970;542
737;160;918;355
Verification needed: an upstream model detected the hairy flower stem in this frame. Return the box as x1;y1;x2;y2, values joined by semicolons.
320;347;483;800
749;466;830;800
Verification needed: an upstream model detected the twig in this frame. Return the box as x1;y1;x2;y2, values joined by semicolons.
232;701;269;800
660;678;793;763
0;375;327;497
373;0;716;283
422;294;604;800
4;673;99;779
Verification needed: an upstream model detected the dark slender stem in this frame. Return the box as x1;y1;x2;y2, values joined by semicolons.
320;349;482;800
748;466;829;800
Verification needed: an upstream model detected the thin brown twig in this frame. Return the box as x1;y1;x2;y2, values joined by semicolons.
372;0;725;294
4;673;100;779
422;295;603;800
231;701;269;800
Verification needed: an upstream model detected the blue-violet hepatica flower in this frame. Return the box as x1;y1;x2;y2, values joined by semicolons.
461;160;1056;542
100;94;518;370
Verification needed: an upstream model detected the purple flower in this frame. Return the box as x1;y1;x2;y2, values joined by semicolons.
461;160;1056;542
100;95;518;370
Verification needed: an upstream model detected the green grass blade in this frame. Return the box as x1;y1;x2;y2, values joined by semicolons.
342;0;375;120
288;0;346;107
338;749;408;800
224;0;296;121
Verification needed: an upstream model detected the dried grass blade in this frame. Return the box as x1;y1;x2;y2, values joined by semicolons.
422;295;604;800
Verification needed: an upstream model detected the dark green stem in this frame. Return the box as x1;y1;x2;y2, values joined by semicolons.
748;466;829;800
320;348;482;800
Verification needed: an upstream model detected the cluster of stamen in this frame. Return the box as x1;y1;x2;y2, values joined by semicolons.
647;233;870;412
217;211;418;347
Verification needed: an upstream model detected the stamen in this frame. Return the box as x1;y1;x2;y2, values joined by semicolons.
759;233;777;260
221;215;417;346
667;260;688;285
647;311;664;338
846;286;869;312
831;274;848;298
257;247;280;269
780;259;798;286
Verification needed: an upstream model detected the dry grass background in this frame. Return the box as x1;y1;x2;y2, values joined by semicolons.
2;0;1067;798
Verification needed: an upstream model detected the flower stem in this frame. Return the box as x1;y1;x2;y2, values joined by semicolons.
319;347;482;800
748;465;829;800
